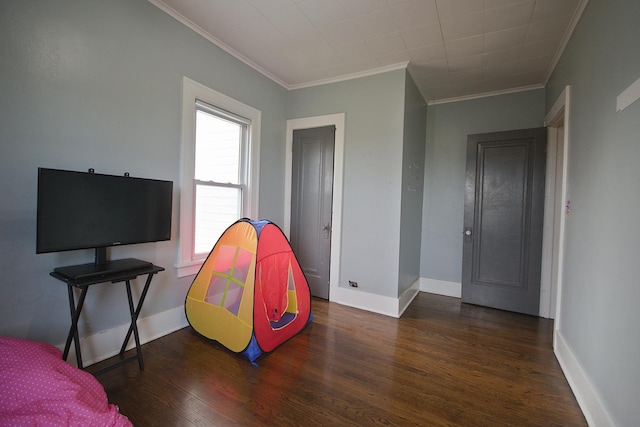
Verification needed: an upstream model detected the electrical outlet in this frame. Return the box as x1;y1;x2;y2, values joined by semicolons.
348;280;358;288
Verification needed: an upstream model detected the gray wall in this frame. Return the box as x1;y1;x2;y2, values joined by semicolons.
420;90;545;285
288;70;407;298
0;0;287;343
4;3;638;423
398;71;426;296
546;0;640;425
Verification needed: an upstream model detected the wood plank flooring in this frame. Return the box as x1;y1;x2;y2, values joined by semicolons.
95;293;586;426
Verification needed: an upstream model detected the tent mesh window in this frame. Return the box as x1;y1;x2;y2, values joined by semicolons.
205;245;253;316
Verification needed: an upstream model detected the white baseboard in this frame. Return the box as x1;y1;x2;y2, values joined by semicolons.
56;282;608;427
63;279;423;367
333;287;401;318
419;277;462;298
398;281;420;317
554;330;614;427
59;305;188;367
332;279;420;318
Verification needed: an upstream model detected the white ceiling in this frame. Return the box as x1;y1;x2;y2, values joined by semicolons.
150;0;587;103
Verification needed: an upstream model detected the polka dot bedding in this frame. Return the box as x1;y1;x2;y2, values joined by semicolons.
0;336;132;426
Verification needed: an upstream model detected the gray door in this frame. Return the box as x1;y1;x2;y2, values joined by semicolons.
290;126;335;299
462;128;546;315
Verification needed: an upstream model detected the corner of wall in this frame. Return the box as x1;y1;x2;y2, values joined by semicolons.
419;278;462;298
333;279;420;318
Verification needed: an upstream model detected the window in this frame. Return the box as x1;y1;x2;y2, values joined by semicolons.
177;77;261;277
193;103;247;254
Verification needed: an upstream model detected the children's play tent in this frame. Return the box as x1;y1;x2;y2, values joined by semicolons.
185;219;312;363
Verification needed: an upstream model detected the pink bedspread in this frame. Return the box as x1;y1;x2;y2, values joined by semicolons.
0;336;133;426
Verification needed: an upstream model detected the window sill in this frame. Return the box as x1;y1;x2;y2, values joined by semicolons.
174;260;204;278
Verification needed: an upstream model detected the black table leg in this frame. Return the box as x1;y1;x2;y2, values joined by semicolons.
51;263;164;376
63;285;88;369
119;273;155;370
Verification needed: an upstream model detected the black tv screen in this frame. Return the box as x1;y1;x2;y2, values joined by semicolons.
36;168;173;256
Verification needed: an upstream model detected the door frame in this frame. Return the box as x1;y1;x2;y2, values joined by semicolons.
285;113;345;303
540;86;571;323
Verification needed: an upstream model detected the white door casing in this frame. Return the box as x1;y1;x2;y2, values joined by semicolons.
285;113;345;302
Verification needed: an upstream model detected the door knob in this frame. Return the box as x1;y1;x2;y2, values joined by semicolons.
463;227;473;242
322;222;331;239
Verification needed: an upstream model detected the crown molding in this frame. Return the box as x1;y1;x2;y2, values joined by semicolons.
148;0;289;89
427;84;545;106
150;0;587;102
543;0;590;86
287;62;410;91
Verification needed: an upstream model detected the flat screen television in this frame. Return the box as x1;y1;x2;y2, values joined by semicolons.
37;167;173;279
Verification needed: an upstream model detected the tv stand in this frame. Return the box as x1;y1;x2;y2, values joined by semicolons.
50;259;164;375
54;258;153;282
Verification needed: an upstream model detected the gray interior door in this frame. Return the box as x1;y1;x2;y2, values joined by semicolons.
462;128;547;315
291;126;335;299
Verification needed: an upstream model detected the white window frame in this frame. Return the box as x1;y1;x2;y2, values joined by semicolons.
176;77;261;277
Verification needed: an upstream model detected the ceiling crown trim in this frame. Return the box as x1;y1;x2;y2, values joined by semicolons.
149;0;289;89
288;62;410;91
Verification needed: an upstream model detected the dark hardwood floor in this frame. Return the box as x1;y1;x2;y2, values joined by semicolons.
95;293;586;426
